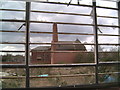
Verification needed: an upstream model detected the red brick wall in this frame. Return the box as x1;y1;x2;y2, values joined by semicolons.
31;51;51;64
53;52;77;64
31;51;78;64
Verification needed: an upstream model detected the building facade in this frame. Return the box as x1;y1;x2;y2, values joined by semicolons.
31;23;86;64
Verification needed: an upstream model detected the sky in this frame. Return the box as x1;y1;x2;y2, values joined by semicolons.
0;0;119;55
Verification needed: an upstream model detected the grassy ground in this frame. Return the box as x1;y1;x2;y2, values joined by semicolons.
2;67;95;88
2;66;119;88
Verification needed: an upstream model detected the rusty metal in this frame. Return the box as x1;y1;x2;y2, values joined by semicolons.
25;2;31;88
1;0;120;89
92;1;99;84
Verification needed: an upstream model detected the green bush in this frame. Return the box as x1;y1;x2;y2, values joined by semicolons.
75;53;94;63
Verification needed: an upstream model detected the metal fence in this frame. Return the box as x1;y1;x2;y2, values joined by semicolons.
0;0;120;89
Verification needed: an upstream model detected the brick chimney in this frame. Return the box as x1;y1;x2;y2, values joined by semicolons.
52;23;58;42
51;23;58;64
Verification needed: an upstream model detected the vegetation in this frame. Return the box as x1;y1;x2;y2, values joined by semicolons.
2;54;12;62
1;47;119;87
75;47;120;83
1;54;24;63
75;52;94;63
2;79;24;88
75;47;120;63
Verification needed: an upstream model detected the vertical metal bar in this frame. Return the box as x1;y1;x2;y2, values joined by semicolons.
25;2;31;88
117;1;120;53
92;1;99;84
117;1;120;85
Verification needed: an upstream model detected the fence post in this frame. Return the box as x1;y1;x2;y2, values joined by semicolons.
92;0;99;84
117;1;120;86
25;2;31;88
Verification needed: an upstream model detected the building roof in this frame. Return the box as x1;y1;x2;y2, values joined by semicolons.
56;39;86;51
32;46;51;51
32;39;86;51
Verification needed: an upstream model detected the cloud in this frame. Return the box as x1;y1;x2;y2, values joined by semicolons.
1;0;119;52
98;36;118;44
1;11;25;20
1;22;24;30
1;45;24;51
0;1;25;10
96;0;117;8
1;32;25;42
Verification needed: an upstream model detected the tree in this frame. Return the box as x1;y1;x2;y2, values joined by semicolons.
2;54;12;62
75;52;94;63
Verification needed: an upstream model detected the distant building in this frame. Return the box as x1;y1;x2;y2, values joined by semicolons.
31;23;86;64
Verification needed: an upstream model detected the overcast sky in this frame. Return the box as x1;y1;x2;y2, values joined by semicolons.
0;0;119;55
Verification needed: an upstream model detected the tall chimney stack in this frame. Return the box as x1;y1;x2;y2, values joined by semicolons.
51;23;58;64
52;23;58;42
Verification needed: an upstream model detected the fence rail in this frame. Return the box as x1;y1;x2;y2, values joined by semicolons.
1;1;120;89
1;72;120;79
1;30;120;36
1;42;120;45
1;19;120;28
0;9;118;19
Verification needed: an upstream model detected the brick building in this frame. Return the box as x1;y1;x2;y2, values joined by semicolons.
31;23;86;64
